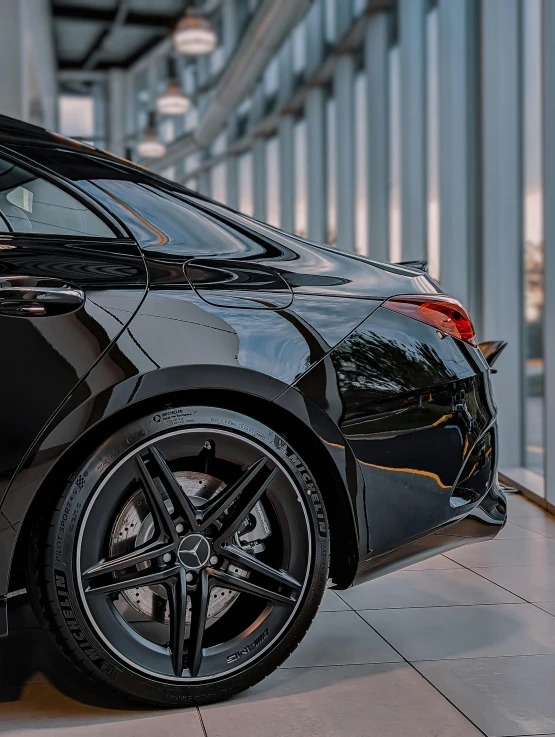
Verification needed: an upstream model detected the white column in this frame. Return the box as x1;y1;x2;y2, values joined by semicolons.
335;0;353;39
334;54;356;251
0;0;24;119
278;36;294;106
306;0;325;77
399;0;427;260
253;137;266;221
365;13;390;262
226;154;239;210
543;0;555;505
438;0;480;314
279;115;295;233
198;165;211;197
482;0;523;465
305;87;326;243
107;68;126;157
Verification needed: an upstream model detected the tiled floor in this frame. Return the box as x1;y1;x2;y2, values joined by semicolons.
2;493;555;736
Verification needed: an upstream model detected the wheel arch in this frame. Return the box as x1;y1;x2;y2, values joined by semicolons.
10;384;359;594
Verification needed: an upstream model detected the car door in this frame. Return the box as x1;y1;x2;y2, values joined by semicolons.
0;152;147;507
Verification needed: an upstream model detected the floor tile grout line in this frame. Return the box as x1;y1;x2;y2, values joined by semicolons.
349;608;489;737
509;518;555;537
409;652;555;663
278;656;404;670
196;705;209;737
332;602;541;612
439;556;537;607
530;602;555;618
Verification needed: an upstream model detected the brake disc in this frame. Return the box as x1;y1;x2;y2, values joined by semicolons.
110;470;249;627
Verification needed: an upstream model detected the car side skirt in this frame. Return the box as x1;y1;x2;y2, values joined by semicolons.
351;479;507;586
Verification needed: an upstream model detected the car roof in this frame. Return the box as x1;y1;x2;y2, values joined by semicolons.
0;114;95;152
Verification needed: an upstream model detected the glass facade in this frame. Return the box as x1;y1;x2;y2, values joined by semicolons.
109;0;553;498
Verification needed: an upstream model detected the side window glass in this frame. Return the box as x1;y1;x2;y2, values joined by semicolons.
0;158;115;238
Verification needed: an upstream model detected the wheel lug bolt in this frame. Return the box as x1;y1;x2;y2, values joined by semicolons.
210;556;218;566
186;572;194;582
175;523;184;534
163;553;172;563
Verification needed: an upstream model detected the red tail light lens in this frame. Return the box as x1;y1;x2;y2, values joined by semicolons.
384;295;476;345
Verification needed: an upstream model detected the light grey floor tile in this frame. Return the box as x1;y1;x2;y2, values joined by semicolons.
0;681;204;737
200;663;482;737
361;603;555;661
281;610;401;668
320;589;351;611
336;568;521;610
506;496;547;519
495;522;543;539
416;654;555;737
477;565;555;602
511;515;555;539
403;555;463;570
444;537;555;568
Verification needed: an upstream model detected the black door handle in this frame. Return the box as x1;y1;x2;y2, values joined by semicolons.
0;277;85;317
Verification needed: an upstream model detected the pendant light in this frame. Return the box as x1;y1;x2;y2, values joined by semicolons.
137;111;166;159
157;57;191;116
173;9;218;56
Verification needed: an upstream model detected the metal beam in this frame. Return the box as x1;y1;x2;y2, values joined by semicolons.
81;0;131;71
52;6;175;30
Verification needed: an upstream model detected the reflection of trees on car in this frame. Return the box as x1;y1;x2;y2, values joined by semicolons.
333;330;452;397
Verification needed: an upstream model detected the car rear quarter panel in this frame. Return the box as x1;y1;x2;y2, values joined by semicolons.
294;306;498;562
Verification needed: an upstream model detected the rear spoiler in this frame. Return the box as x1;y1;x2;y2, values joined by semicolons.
478;340;507;368
396;260;428;273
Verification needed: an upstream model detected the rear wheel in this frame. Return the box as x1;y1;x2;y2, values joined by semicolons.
29;406;329;706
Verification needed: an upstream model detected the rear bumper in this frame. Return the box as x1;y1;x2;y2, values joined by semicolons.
352;478;507;586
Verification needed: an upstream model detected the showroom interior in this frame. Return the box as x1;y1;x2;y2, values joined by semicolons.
1;0;555;734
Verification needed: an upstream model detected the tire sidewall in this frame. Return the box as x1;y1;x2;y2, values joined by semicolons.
44;405;329;706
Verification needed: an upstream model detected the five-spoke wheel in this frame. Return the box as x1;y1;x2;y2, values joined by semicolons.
30;407;329;705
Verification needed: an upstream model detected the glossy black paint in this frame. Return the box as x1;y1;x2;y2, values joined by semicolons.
0;117;506;630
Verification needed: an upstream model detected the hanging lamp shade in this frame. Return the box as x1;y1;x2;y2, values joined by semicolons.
173;11;218;55
156;57;191;116
137;111;166;158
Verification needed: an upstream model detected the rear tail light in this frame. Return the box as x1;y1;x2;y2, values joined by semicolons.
383;295;476;346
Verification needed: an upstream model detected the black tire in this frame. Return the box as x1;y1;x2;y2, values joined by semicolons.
28;406;330;707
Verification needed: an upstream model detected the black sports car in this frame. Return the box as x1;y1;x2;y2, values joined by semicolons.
0;115;506;706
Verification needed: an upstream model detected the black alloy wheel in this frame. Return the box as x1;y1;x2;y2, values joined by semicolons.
29;406;330;706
